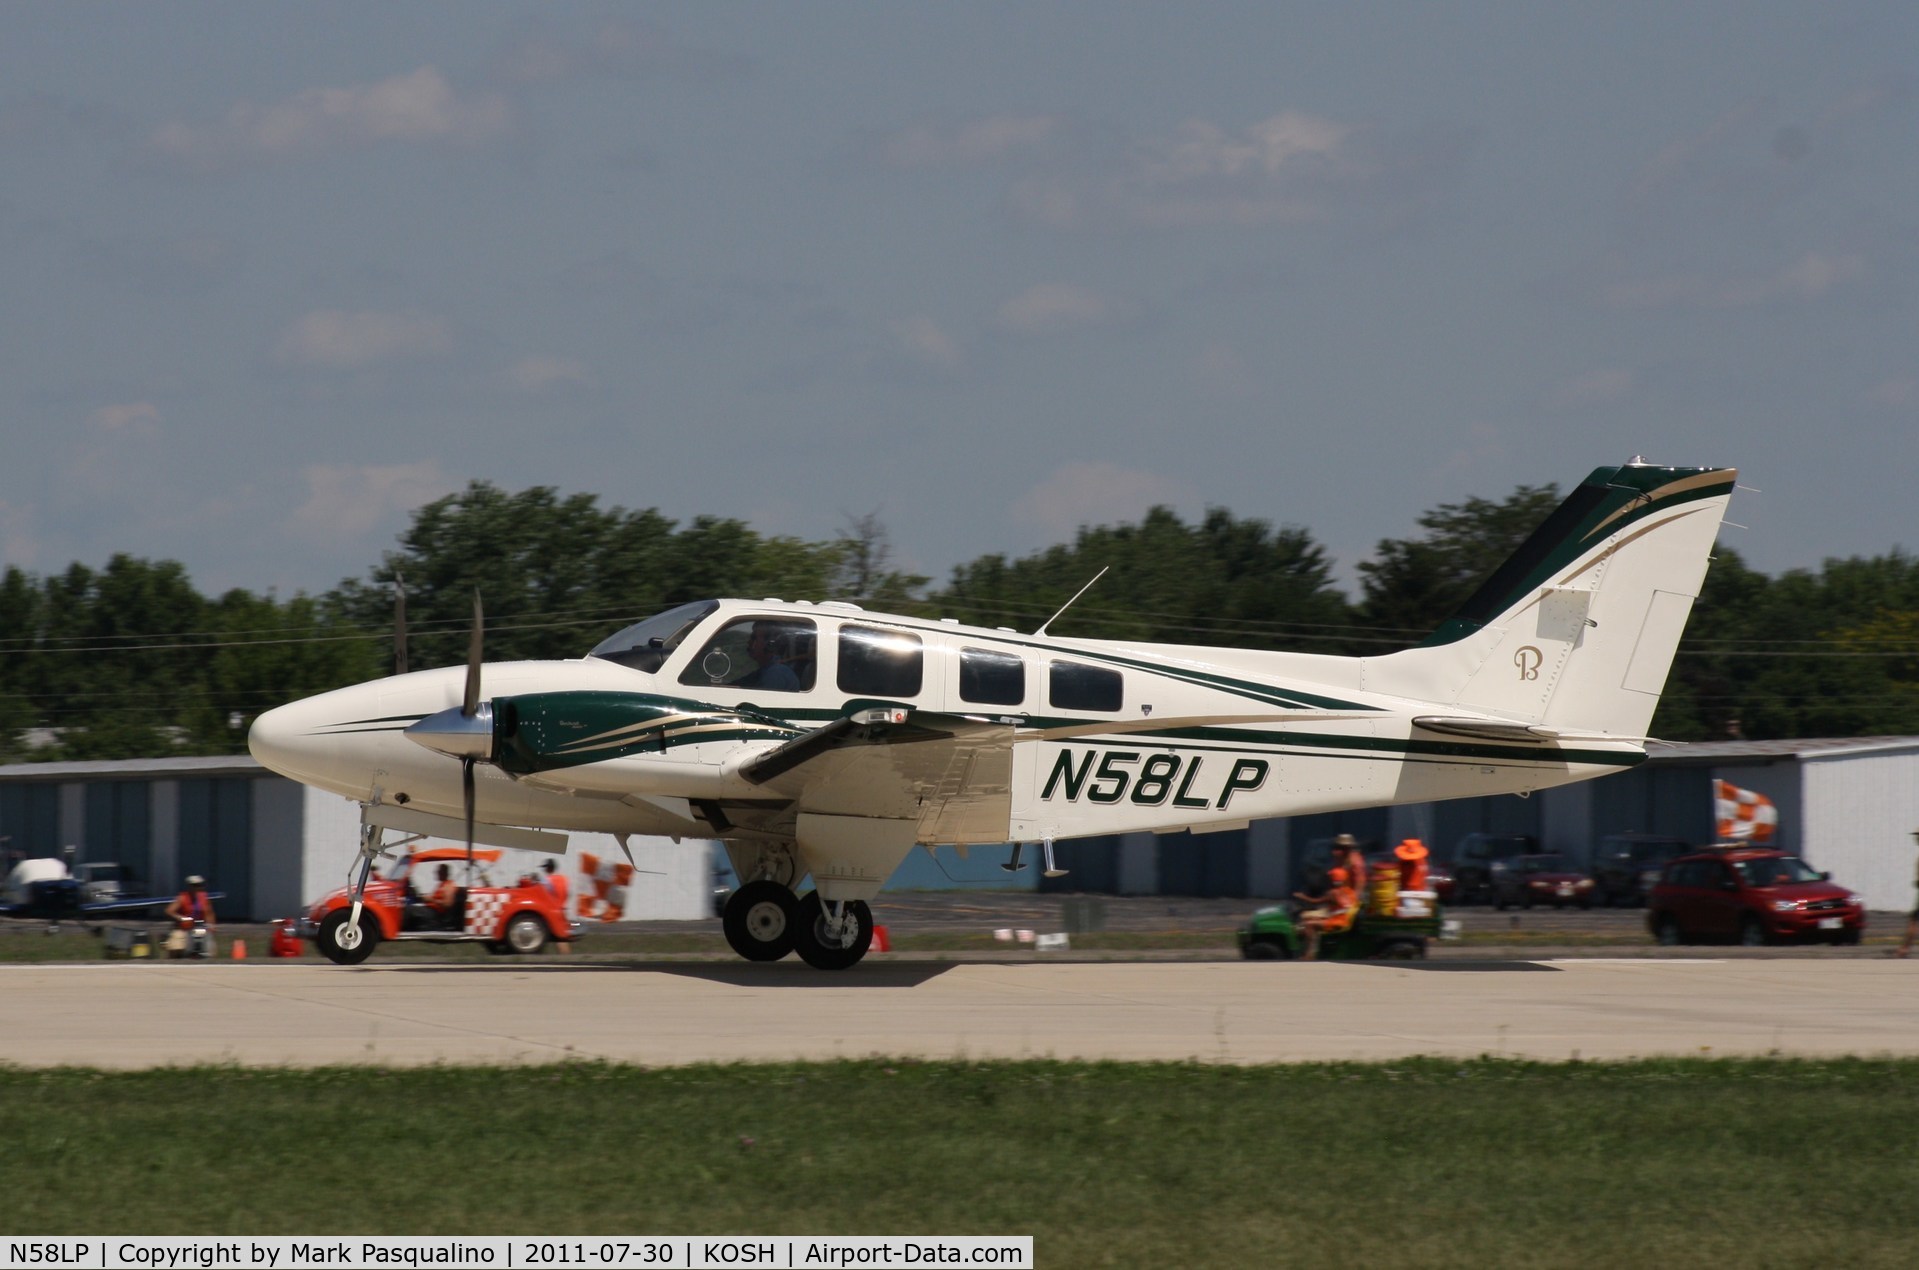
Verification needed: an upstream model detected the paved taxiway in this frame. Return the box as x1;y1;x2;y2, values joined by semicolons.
2;957;1914;1067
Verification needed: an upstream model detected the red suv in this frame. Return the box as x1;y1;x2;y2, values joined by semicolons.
1647;848;1866;947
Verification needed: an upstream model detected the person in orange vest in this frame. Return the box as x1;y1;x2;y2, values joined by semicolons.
1300;866;1359;961
1393;839;1430;891
1331;833;1368;895
164;874;216;958
541;858;572;954
425;863;460;928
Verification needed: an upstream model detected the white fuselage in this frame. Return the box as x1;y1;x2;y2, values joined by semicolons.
248;599;1637;848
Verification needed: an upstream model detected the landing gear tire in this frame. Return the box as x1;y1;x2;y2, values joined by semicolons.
317;908;380;966
504;913;548;955
792;892;873;970
724;881;798;962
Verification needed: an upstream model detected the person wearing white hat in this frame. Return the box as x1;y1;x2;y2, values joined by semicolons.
165;873;217;956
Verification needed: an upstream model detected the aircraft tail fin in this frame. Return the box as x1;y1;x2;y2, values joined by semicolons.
1369;461;1736;739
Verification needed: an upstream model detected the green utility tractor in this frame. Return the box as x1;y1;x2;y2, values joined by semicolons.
1236;902;1448;961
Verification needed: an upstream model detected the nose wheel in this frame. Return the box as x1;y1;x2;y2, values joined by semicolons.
317;907;381;965
722;880;799;961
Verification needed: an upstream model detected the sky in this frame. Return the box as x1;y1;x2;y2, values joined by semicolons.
4;3;1917;605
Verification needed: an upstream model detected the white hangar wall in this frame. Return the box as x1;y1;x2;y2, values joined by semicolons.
1799;744;1919;912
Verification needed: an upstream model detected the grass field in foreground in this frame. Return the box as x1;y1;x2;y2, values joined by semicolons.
3;1059;1916;1267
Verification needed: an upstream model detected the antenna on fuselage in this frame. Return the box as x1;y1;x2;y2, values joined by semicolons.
392;573;408;676
1035;567;1108;637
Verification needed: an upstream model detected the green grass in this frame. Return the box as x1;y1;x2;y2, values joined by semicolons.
2;1058;1916;1267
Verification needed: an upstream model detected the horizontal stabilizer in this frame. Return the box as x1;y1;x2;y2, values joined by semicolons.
1413;716;1654;745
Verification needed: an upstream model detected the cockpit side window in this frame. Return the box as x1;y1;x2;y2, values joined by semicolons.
589;601;720;673
679;617;817;693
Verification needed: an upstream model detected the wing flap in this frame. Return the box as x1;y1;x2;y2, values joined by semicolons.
736;711;1018;844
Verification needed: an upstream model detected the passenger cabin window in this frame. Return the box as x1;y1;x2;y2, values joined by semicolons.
678;617;817;693
589;600;720;672
959;647;1025;706
1049;661;1123;713
838;625;923;698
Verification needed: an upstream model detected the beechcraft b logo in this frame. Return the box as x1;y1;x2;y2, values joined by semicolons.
1515;646;1543;681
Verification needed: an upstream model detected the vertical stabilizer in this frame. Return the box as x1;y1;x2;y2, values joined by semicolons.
1369;462;1735;739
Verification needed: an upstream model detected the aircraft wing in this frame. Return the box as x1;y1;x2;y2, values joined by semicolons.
0;890;215;921
80;892;211;916
737;710;1018;844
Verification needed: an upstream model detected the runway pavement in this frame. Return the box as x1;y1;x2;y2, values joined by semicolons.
2;956;1914;1068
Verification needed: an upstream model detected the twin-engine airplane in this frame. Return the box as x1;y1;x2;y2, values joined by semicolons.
249;460;1736;969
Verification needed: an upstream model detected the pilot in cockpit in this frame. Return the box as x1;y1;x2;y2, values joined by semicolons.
736;622;801;692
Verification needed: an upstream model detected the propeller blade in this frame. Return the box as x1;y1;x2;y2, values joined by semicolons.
461;591;483;718
392;573;408;677
462;756;477;872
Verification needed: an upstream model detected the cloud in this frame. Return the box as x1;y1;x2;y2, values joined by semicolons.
89;401;162;434
287;462;455;541
508;356;591;391
999;110;1466;232
876;114;1064;167
1134;113;1351;184
891;316;963;371
149;66;510;171
1011;461;1196;541
1601;251;1865;310
996;283;1136;335
275;309;454;369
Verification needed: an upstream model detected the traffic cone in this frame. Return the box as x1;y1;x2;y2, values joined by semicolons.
231;939;247;960
871;925;891;953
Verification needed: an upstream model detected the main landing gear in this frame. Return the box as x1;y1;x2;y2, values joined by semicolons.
720;882;874;970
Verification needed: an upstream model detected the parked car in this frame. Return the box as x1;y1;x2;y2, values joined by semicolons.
1591;833;1692;906
1492;854;1597;909
1444;833;1538;905
1646;848;1866;947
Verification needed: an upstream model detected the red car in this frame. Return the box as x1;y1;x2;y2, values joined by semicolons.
301;846;582;965
1492;853;1596;910
1647;848;1866;947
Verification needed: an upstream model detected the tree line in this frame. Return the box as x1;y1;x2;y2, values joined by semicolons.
2;480;1916;762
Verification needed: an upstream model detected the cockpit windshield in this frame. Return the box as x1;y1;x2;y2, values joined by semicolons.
588;601;720;672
